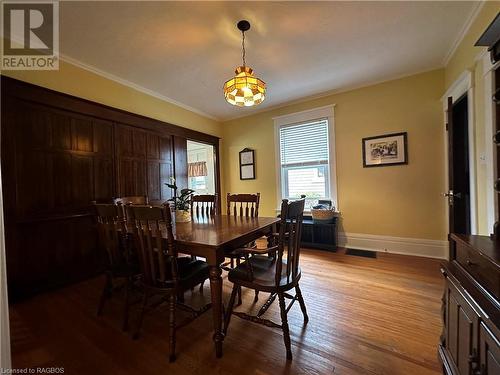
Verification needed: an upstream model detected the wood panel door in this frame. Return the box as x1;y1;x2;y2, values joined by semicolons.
146;133;174;201
115;124;174;201
115;124;147;197
446;95;471;235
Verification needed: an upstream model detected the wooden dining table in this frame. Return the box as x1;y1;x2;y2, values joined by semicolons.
170;214;280;358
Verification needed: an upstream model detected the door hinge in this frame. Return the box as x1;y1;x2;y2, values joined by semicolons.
446;123;449;131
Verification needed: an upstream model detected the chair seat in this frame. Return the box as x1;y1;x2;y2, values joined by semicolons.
228;255;300;293
110;261;140;278
155;257;209;291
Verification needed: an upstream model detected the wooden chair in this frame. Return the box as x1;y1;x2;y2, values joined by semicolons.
226;193;260;217
113;196;148;205
223;198;308;360
127;204;211;362
191;194;217;218
148;199;168;207
224;193;261;304
94;203;139;331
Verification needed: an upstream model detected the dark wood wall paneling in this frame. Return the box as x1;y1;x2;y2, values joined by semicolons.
1;76;220;300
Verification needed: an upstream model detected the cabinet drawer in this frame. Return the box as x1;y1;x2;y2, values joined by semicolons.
455;242;500;300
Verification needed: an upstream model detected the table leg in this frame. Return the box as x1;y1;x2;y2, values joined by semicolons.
209;265;224;358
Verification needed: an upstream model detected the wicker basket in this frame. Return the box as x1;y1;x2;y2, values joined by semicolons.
311;208;337;224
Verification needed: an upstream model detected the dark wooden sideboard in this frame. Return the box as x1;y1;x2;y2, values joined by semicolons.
1;76;220;300
300;215;338;251
439;234;500;375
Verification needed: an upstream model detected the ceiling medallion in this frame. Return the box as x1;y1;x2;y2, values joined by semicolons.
223;20;266;107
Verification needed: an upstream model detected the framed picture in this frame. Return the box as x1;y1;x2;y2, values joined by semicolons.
362;132;408;167
239;148;255;180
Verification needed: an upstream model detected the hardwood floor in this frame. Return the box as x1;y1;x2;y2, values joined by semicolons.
9;249;444;375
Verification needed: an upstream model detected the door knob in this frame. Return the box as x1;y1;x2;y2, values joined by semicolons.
442;191;463;205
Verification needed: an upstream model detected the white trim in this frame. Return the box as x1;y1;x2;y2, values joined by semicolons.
272;104;335;124
0;168;11;370
59;54;220;121
442;1;485;66
482;52;498;234
338;232;448;259
442;70;478;235
273;105;338;209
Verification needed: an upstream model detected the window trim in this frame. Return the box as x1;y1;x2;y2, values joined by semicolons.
273;105;338;212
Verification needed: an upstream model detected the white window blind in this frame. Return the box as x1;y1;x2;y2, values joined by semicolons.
279;119;329;167
279;119;330;205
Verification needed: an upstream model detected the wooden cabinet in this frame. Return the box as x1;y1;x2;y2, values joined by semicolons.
443;274;479;375
479;323;500;375
300;216;338;251
1;76;220;300
439;235;500;375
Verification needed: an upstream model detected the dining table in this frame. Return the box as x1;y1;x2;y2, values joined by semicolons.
170;214;280;358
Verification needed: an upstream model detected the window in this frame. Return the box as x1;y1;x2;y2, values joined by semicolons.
274;106;336;211
189;176;207;192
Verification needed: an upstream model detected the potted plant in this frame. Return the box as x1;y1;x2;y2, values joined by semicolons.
165;177;195;223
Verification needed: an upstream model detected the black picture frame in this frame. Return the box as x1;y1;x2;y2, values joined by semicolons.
239;148;256;180
362;132;408;168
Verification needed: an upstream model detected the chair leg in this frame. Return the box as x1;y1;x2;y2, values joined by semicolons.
254;290;259;302
122;277;131;331
223;284;239;336
177;290;185;303
97;272;112;316
236;286;242;306
278;292;293;360
168;293;176;362
133;290;149;340
295;285;309;324
199;280;205;294
230;258;235;268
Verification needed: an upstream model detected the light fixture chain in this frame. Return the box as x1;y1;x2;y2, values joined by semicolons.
242;30;246;67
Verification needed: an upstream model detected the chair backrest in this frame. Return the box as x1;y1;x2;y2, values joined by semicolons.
226;193;260;217
114;196;148;205
93;203;129;269
191;194;217;217
275;199;305;286
127;204;178;288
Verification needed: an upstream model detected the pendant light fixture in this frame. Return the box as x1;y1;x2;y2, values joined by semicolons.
223;20;266;107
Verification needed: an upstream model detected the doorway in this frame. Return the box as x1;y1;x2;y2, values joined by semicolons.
447;94;471;235
187;140;216;195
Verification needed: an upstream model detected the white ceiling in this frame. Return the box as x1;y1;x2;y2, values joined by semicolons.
60;1;479;121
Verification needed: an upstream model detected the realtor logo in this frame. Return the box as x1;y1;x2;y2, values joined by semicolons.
2;1;59;70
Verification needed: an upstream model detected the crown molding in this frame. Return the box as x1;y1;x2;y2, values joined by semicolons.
59;53;220;122
442;1;485;67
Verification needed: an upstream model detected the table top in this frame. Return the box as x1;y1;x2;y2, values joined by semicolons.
172;215;280;248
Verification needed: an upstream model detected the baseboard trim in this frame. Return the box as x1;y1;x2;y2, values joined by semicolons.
338;232;448;259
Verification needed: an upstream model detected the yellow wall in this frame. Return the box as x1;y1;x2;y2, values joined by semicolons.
222;69;446;241
1;59;221;137
444;3;499;235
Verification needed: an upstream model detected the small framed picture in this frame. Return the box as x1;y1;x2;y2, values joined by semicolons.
239;148;255;180
240;149;254;165
362;132;408;167
240;164;255;180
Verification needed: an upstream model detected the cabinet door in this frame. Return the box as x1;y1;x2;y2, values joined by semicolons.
479;323;500;375
445;276;479;375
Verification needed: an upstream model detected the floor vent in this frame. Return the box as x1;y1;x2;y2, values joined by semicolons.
345;248;377;258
